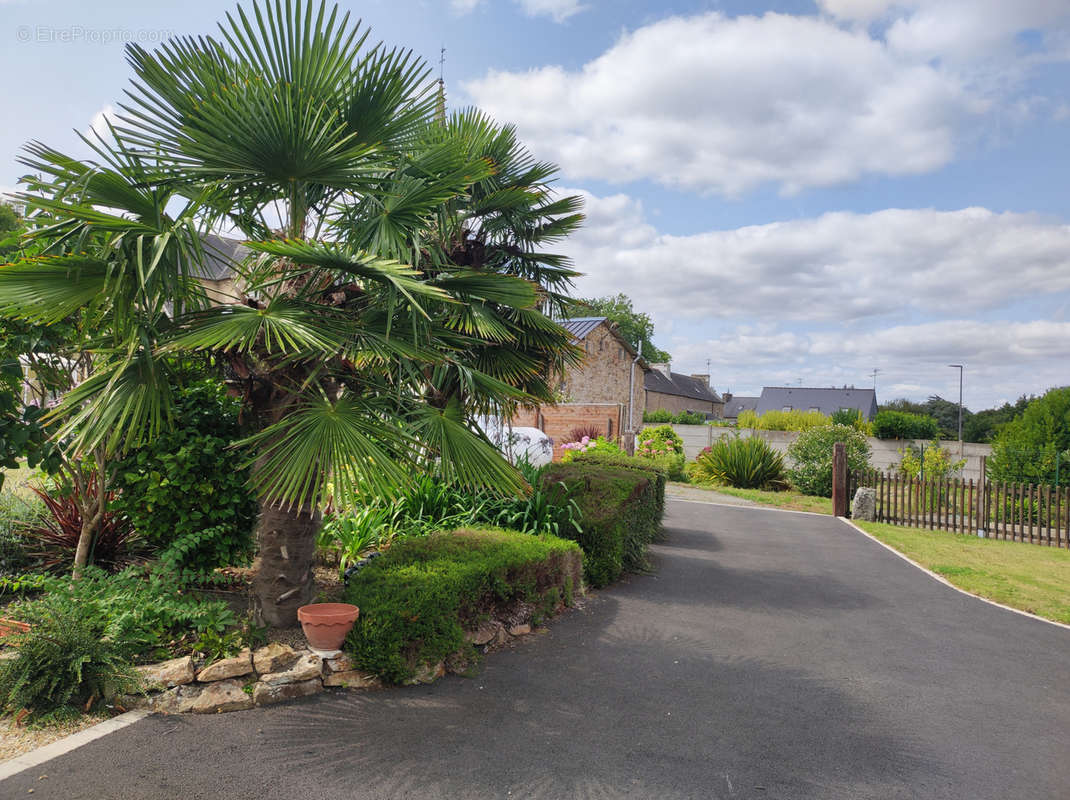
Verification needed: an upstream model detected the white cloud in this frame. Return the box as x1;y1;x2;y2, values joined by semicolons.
562;189;1070;405
468;12;977;195
565;189;1070;322
450;0;586;22
450;0;483;13
816;1;1070;65
517;0;586;23
84;105;118;141
667;321;1070;408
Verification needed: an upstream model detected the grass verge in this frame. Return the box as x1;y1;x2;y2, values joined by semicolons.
0;463;37;499
856;521;1070;625
673;482;833;515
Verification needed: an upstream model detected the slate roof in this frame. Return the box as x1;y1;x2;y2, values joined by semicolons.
755;387;879;420
644;369;723;404
558;316;606;341
189;234;248;281
558;317;647;365
723;396;759;418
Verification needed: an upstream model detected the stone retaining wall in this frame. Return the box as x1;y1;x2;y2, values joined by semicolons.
125;621;539;714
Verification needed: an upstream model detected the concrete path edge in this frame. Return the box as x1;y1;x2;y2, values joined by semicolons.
0;709;152;782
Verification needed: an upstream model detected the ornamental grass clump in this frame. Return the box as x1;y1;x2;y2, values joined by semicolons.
689;435;787;490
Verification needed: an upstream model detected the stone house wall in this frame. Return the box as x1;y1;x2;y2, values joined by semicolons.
557;323;646;430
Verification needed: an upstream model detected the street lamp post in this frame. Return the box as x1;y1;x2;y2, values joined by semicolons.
948;364;964;456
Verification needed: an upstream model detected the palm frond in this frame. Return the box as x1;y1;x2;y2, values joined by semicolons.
410;397;526;496
0;255;109;324
239;391;415;509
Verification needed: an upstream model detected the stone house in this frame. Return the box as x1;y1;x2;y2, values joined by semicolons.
644;363;724;418
510;317;648;456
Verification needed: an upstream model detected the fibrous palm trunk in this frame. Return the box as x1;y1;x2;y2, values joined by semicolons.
251;502;321;627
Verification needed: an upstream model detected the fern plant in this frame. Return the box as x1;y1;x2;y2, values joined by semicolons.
0;598;141;718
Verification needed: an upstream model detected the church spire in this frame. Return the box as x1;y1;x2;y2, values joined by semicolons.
436;46;447;125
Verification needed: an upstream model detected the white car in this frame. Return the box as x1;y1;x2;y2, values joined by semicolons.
477;417;554;467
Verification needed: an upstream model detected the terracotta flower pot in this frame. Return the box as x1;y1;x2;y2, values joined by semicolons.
0;617;31;641
297;603;360;657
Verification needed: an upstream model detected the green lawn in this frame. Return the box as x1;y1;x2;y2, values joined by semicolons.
856;521;1070;624
0;462;39;499
674;482;833;515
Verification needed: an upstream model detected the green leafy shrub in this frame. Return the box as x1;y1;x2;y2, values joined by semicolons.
737;409;830;431
690;435;787;489
540;463;661;586
0;598;141;719
637;425;684;455
561;435;622;461
989;387;1070;484
643;409;706;424
871;410;940;440
0;565;238;661
344;528;582;683
320;472;584;576
895;441;966;480
634;427;687;480
111;380;257;579
787;424;872;497
569;451;667;517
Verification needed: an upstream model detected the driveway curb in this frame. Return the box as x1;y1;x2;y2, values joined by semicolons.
839;516;1070;633
0;710;151;782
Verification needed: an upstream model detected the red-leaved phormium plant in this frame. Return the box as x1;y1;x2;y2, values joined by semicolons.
568;424;603;443
22;477;138;573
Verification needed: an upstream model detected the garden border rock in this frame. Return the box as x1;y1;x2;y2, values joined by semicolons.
121;610;547;714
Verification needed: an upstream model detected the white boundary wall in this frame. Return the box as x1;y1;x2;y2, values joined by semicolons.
644;424;992;481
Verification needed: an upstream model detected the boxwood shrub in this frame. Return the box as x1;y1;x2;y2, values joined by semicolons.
568;451;667;516
540;462;663;587
343;528;582;683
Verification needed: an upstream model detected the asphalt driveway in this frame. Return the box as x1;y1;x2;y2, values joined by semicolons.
3;500;1068;799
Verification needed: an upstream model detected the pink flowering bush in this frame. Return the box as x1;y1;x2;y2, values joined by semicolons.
561;435;621;462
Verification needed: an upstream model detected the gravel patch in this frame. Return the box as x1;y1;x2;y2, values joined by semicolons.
0;714;109;764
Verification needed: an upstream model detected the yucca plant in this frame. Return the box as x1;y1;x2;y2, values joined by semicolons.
690;436;788;490
0;1;584;625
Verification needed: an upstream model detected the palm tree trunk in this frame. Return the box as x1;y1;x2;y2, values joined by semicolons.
251;502;321;627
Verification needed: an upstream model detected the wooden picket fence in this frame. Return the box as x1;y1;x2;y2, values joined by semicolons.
850;468;1070;548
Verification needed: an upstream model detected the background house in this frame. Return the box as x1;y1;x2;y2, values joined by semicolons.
754;386;879;420
644;364;724;418
722;393;759;421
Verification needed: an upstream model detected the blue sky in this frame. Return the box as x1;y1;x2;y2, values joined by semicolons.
3;0;1069;410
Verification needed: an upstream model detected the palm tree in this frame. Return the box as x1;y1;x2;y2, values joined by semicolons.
0;1;583;625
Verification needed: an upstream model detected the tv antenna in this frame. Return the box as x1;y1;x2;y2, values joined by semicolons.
871;368;880;390
439;45;446;83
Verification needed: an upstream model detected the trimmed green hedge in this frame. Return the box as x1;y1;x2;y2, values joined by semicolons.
343;528;582;683
569;451;667;516
540;462;663;587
